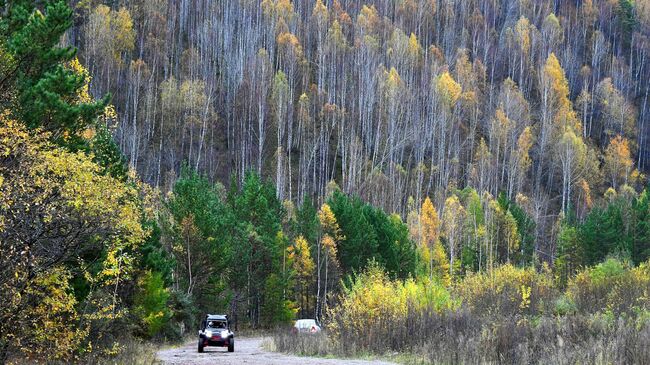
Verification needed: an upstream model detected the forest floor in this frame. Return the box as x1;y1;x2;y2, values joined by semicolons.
155;336;397;365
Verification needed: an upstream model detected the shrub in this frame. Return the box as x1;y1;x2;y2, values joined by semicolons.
554;296;577;316
567;258;650;315
275;259;650;364
457;264;556;316
277;311;650;364
4;268;87;362
326;264;407;353
325;263;457;354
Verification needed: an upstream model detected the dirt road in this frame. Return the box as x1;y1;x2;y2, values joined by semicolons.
156;337;396;365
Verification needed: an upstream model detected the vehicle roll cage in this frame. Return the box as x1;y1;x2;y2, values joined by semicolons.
201;314;230;330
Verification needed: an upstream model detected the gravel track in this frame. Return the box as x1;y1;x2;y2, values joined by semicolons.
156;337;396;365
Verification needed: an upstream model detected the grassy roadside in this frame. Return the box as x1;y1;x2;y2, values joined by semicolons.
269;314;650;365
265;332;403;364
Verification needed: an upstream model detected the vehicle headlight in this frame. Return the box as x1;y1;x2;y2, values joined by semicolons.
205;330;212;338
221;330;229;337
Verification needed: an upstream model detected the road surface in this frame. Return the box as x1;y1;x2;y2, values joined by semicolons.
156;337;396;365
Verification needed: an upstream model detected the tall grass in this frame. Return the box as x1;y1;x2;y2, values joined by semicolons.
275;311;650;364
82;337;159;365
273;260;650;364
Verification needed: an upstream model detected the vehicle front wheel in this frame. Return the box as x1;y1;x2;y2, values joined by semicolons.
198;340;204;353
228;340;234;352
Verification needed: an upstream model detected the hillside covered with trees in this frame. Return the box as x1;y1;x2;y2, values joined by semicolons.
2;0;650;364
71;0;650;261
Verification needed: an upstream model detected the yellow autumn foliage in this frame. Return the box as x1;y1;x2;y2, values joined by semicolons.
436;71;462;106
431;239;451;286
288;235;315;279
407;33;423;62
0;116;146;360
420;197;440;249
604;135;634;188
319;203;343;240
86;5;135;65
543;53;581;133
517;126;533;172
457;264;555;315
326;264;457;344
21;267;88;360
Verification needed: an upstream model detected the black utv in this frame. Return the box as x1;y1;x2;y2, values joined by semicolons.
198;314;234;353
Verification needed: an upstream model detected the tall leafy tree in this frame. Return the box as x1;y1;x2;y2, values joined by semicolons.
316;203;342;320
419;197;441;279
604;135;634;189
294;197;320;246
288;235;314;318
0;117;145;360
442;195;465;280
555;218;583;287
632;190;650;264
497;193;536;265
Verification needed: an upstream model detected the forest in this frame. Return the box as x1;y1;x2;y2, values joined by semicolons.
1;0;650;364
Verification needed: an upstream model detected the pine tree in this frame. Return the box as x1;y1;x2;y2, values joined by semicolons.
90;121;128;180
555;220;583;287
580;196;631;265
0;0;108;148
227;171;288;327
327;191;378;275
295;197;320;246
632;190;650;264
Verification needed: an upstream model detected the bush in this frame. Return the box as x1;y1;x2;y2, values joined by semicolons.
554;296;577;316
325;263;457;354
274;259;650;364
457;264;556;316
276;312;650;365
567;258;650;315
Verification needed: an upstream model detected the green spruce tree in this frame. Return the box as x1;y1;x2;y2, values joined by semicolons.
0;0;108;148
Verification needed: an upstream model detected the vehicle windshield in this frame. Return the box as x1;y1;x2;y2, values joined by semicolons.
207;320;227;329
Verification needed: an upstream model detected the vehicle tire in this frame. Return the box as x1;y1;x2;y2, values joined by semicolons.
198;340;204;353
228;340;234;352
